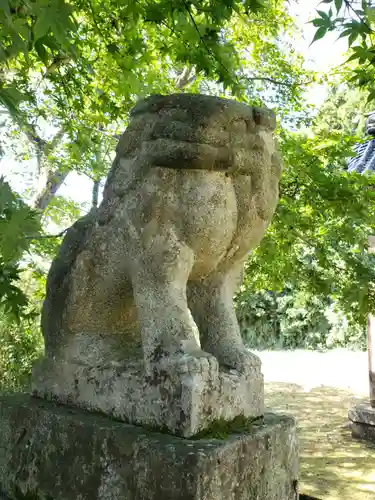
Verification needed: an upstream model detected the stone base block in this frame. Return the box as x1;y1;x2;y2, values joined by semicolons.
0;395;298;500
348;404;375;444
31;356;263;438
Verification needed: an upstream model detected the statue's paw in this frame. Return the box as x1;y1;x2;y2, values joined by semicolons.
149;349;219;377
208;345;261;375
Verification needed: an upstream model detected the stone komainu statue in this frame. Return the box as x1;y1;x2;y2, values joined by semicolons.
41;93;281;375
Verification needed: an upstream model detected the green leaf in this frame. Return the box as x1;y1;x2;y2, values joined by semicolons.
316;10;330;20
49;18;69;48
348;31;359;47
310;26;328;45
345;52;360;63
33;9;51;41
34;40;49;64
244;0;266;13
367;7;375;24
0;180;15;213
0;0;10;16
311;18;327;27
107;43;118;54
12;18;30;41
338;28;354;39
0;87;25;118
335;0;343;13
367;90;375;103
144;4;167;22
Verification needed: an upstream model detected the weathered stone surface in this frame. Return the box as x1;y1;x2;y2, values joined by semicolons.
0;395;298;500
32;356;263;438
34;93;281;434
351;422;375;444
348;404;375;426
349;404;375;443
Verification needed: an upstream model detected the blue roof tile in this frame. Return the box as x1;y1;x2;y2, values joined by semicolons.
347;138;375;174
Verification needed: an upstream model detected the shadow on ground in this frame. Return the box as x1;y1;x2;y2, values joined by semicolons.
265;382;375;500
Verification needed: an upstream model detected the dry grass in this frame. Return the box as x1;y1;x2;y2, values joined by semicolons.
257;350;375;500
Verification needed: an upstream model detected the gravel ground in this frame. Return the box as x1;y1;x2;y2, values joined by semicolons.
255;349;374;500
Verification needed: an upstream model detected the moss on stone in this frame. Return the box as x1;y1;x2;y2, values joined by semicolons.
190;414;264;440
139;415;265;440
13;485;53;500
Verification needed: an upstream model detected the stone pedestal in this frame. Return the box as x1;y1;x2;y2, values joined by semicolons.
348;404;375;444
31;356;263;438
0;394;299;500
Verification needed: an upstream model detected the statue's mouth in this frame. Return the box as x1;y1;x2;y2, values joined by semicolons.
141;138;232;171
140;133;271;174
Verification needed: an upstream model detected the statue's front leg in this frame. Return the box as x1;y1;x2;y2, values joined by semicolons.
188;266;260;374
131;231;216;374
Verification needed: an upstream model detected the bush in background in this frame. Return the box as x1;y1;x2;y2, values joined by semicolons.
0;311;43;392
235;287;367;351
0;269;45;392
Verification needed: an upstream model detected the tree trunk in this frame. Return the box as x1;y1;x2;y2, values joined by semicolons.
91;179;100;209
32;168;69;211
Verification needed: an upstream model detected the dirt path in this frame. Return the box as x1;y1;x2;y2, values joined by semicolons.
256;350;375;500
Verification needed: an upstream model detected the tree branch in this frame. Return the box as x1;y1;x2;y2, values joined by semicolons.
32;168;69;211
70;118;120;139
25;228;68;240
91;179;100;208
244;76;314;87
344;0;373;33
175;66;196;89
43;128;65;156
